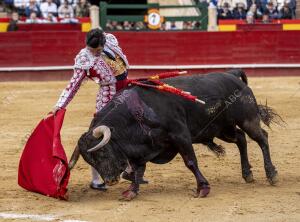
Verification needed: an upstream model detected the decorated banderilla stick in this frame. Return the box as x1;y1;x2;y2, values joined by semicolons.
129;79;206;105
134;71;188;82
149;71;188;80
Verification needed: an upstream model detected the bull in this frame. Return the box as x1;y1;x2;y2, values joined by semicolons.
68;70;279;200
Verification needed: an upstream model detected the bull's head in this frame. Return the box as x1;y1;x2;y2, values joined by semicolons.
68;125;126;186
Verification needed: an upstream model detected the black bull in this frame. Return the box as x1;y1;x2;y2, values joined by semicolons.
69;70;278;200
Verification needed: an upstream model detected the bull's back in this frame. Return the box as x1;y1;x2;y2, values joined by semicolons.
163;73;259;129
131;74;240;127
162;73;246;99
139;72;257;138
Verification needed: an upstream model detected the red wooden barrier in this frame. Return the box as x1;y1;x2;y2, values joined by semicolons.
113;31;300;65
236;24;283;31
0;31;300;67
17;23;81;31
0;31;84;67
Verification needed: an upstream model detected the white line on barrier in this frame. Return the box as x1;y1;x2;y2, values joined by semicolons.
130;64;300;69
0;64;300;72
0;212;88;222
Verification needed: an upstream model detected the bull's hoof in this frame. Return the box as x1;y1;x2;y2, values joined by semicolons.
194;186;210;198
243;172;254;183
268;172;278;186
121;190;138;201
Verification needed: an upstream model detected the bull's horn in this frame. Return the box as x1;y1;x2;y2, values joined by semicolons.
87;125;111;152
68;145;80;170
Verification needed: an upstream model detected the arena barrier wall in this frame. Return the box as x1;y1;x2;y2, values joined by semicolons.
0;30;300;80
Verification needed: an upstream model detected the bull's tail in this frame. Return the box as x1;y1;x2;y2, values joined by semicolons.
226;69;248;85
258;101;285;127
205;141;226;157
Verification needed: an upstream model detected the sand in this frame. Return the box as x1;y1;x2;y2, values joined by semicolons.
0;77;299;222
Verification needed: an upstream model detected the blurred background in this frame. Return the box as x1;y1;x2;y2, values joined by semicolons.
0;0;299;80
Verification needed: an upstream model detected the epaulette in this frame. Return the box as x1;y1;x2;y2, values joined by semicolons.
74;48;95;70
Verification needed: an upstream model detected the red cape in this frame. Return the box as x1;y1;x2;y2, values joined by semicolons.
18;109;70;199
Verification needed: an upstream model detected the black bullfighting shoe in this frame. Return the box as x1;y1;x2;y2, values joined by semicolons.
121;171;149;184
89;182;107;191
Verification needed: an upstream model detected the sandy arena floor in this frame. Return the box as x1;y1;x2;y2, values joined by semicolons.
0;77;299;222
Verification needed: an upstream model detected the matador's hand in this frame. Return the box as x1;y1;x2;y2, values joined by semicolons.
51;106;61;116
